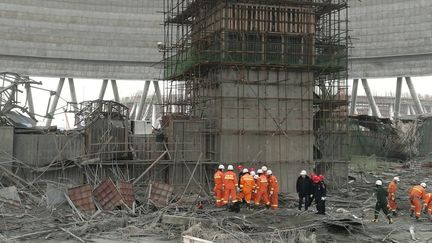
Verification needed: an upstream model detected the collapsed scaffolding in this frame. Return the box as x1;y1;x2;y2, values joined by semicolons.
162;0;349;190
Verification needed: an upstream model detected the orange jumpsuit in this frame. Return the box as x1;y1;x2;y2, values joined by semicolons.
237;174;255;204
409;185;426;218
213;170;224;207
387;181;397;212
423;193;432;216
255;174;270;206
251;176;258;202
223;171;238;204
268;175;279;210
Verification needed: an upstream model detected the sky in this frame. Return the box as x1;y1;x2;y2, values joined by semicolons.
18;75;432;128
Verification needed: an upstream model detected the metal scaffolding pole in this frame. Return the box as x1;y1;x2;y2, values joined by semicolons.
361;78;381;117
46;78;65;127
25;83;34;114
350;79;359;115
111;80;120;102
98;79;109;100
394;77;402;118
68;78;78;112
405;77;424;114
135;80;150;120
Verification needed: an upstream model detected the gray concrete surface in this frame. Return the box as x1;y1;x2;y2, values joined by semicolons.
0;0;163;80
349;0;432;78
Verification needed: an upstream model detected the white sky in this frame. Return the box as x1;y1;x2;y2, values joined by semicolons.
21;75;432;128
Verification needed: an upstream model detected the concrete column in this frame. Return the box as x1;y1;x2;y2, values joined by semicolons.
111;80;120;102
153;81;163;105
405;77;424;114
129;103;137;119
361;78;381;117
25;83;34;114
388;104;394;119
135;81;150;120
394;77;403;118
98;79;109;100
410;105;416;115
350;79;359;115
406;105;411;116
152;104;157;127
143;96;155;120
68;78;78;112
46;78;65;127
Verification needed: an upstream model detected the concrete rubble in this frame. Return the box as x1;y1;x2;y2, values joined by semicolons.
0;160;428;242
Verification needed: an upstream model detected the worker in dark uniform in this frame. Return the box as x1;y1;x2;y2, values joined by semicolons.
373;180;393;224
314;175;327;215
296;170;313;211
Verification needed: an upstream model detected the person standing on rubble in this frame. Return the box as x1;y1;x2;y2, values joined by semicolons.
373;180;393;224
314;175;327;215
296;170;313;211
213;165;225;207
251;171;258;203
387;176;400;216
238;168;255;208
267;170;279;210
409;182;427;220
423;192;432;221
254;169;270;208
223;165;238;205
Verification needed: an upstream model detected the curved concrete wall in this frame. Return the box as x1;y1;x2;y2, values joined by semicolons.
349;0;432;78
0;0;163;80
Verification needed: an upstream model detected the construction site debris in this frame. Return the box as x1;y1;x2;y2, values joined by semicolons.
67;184;96;214
149;181;174;208
93;179;123;210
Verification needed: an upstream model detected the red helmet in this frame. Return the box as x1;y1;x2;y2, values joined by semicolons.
249;167;255;172
237;165;244;172
318;175;325;181
312;175;320;184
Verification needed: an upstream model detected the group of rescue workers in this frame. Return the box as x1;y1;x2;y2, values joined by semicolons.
374;177;432;224
213;165;327;214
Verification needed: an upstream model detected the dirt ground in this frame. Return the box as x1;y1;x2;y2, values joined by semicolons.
1;160;431;242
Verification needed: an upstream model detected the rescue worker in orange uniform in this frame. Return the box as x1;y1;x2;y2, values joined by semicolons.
250;171;257;203
237;168;255;208
423;192;432;221
387;176;400;216
213;165;225;207
267;170;279;210
223;165;238;205
254;169;270;208
409;182;427;220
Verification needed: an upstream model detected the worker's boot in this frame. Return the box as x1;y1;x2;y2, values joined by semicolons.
388;216;393;224
372;215;378;223
410;211;414;217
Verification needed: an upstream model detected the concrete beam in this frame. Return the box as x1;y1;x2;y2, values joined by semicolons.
394;77;403;118
135;80;150;120
405;77;424;114
350;79;359;115
68;78;78;112
111;80;120;102
46;78;65;127
98;79;109;100
361;78;381;117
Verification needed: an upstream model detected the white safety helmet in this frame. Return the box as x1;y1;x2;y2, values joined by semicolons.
242;168;249;173
257;169;263;174
266;170;272;175
250;171;256;176
253;175;259;180
227;165;234;171
375;180;383;186
300;170;307;176
393;176;400;182
421;182;427;188
261;166;268;172
218;165;225;170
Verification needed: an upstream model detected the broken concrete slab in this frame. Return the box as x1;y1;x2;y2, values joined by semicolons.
0;186;21;207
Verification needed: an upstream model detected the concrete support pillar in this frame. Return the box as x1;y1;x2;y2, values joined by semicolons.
389;104;394;119
361;78;381;117
394;77;403;118
68;78;78;112
350;79;359;115
405;77;424;114
25;83;34;114
129;103;137;120
46;78;65;127
98;79;109;100
409;105;416;115
152;104;157;127
143;96;154;120
406;105;411;116
111;80;120;102
153;81;163;105
135;80;150;120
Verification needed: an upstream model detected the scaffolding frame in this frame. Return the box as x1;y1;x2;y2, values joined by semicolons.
162;0;348;188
